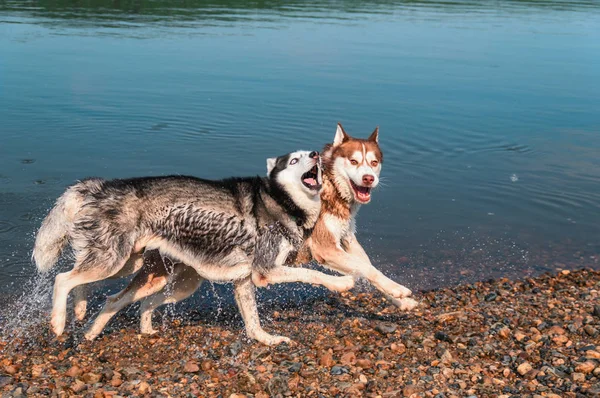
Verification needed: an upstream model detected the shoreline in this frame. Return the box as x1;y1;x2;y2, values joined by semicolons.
1;268;599;397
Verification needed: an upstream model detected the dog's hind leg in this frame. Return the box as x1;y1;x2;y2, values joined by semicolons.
234;277;290;346
84;253;170;340
72;253;145;322
51;243;136;337
139;265;204;335
253;266;354;293
52;266;119;337
73;285;89;321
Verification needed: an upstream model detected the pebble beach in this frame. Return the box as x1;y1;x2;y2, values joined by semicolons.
1;268;600;397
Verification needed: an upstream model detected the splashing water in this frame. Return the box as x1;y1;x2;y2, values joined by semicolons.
0;271;54;349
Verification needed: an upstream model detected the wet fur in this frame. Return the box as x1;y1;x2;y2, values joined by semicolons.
33;150;353;345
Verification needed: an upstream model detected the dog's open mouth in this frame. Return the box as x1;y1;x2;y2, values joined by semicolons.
302;165;321;190
350;180;371;203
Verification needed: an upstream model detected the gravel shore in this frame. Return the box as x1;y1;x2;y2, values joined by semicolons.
1;268;600;397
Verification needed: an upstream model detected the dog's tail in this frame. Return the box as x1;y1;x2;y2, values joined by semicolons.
32;183;91;273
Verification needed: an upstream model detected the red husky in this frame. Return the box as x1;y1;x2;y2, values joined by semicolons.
302;123;417;310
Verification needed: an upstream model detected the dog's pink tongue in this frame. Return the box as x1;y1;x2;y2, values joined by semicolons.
304;177;316;186
355;186;371;201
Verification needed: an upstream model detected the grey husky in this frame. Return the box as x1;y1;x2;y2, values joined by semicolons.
33;150;354;345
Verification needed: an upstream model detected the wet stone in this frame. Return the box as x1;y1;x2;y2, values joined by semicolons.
1;268;600;397
434;331;453;343
330;366;349;375
0;376;13;387
184;361;200;373
485;292;498;302
375;322;397;335
282;361;302;373
229;340;242;356
517;362;533;376
121;367;141;379
266;376;289;396
584;325;598;337
403;384;422;397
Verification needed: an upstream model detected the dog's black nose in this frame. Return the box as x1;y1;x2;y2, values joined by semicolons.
309;151;319;159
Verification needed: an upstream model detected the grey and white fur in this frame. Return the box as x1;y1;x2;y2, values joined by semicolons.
33;150;353;345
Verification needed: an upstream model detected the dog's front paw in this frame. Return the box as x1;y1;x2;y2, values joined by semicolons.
83;331;98;341
253;331;292;346
74;301;87;321
328;275;355;292
265;335;292;346
388;283;412;299
390;297;418;311
141;326;158;335
50;312;66;337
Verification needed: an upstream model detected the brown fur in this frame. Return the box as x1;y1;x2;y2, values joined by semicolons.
298;123;416;309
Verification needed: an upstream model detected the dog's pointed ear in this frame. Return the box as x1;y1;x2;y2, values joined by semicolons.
333;123;350;146
368;126;379;143
266;157;277;175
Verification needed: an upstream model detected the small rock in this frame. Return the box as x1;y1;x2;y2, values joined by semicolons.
422;338;436;348
251;347;270;361
31;364;43;378
584;325;598;337
319;352;334;367
572;372;585;382
266;376;289;396
552;335;569;345
71;380;86;393
0;376;13;388
330;366;348;375
390;343;406;354
111;377;123;387
201;360;213;371
434;331;453;343
437;349;452;364
138;381;151;394
575;361;595;374
340;352;356;366
4;365;17;375
82;372;101;384
585;350;600;360
229;340;242;356
287;362;302;373
484;292;498;301
593;304;600;318
237;371;256;392
517;362;533;376
184;361;200;373
548;325;566;335
121;366;140;379
403;384;422;397
65;366;82;378
356;359;372;368
497;327;511;339
375;322;397;334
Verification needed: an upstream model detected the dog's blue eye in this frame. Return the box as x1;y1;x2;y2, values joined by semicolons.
290;158;298;165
